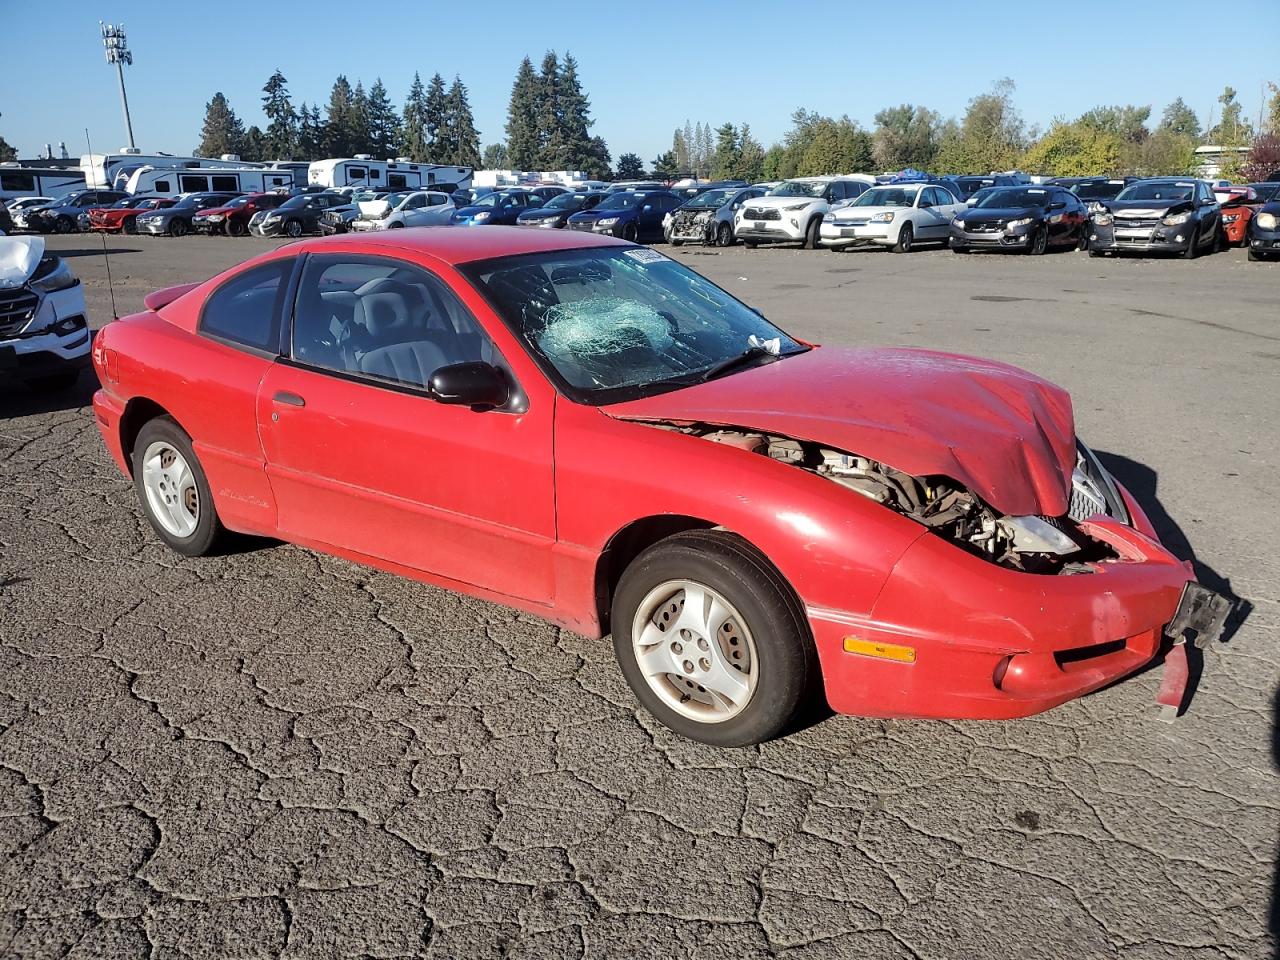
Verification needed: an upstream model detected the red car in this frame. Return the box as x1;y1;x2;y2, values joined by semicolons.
89;229;1228;745
86;196;176;233
1213;186;1258;246
192;192;288;237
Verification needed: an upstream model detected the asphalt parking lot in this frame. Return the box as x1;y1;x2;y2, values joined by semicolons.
1;233;1277;959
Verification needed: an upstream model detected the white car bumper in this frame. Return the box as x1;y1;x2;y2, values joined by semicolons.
0;285;91;381
734;214;809;243
819;221;895;247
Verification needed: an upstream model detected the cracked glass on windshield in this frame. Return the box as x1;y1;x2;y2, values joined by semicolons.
463;247;805;403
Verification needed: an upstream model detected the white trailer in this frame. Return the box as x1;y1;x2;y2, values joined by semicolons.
81;152;265;190
308;157;473;191
0;165;87;202
124;165;297;198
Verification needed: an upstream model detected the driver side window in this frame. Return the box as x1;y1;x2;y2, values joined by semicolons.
291;255;495;391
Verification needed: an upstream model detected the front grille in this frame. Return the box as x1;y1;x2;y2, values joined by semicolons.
967;221;1003;233
567;220;594;231
1114;217;1159;229
743;208;780;221
0;289;39;336
1068;480;1108;522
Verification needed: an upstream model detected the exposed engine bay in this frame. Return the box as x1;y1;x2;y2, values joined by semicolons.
655;423;1124;574
668;208;716;242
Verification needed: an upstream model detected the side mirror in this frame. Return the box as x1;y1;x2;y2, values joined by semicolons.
966;197;978;206
642;204;653;212
1049;200;1066;210
428;362;509;410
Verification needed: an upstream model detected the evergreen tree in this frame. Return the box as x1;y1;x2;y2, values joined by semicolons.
482;143;509;168
1160;98;1201;139
735;124;765;182
445;75;481;167
557;54;594;171
240;125;266;162
505;57;540;170
196;92;244;158
261;69;297;159
1266;82;1280;135
401;72;430;162
1207;86;1252;145
672;126;689;173
425;73;449;163
323;76;357;157
615;152;645;179
583;136;611;180
691;122;708;177
651;151;678;180
296;102;321;159
535;51;564;168
711;122;740;180
683;121;696;173
762;145;785;180
697;123;714;178
366;78;400;158
350;81;373;155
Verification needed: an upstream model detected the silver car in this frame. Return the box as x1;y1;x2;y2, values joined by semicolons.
665;185;768;247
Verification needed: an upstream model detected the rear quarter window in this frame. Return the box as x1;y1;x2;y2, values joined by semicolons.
199;259;293;353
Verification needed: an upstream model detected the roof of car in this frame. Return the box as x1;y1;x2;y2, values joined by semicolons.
293;224;628;265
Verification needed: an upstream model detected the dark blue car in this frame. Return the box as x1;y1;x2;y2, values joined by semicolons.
451;189;541;226
564;189;681;242
516;191;607;228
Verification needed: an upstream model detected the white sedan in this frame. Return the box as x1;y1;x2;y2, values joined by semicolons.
820;183;965;253
351;190;455;231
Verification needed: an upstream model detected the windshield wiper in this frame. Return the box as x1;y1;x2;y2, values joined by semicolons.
697;344;783;383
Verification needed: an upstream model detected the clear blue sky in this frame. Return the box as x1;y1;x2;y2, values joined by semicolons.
5;0;1279;164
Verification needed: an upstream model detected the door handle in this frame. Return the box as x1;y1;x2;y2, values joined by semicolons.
273;391;305;407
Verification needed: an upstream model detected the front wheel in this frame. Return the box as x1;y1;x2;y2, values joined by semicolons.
123;218;138;236
743;240;758;249
892;221;914;254
623;223;638;243
285;219;304;238
1077;229;1089;251
612;531;815;747
802;217;821;250
716;222;733;247
54;216;76;234
1182;225;1200;259
132;417;225;557
1027;226;1048;256
227;219;248;238
169;219;189;238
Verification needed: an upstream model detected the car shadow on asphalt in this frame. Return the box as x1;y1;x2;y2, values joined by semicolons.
1096;450;1252;717
0;368;98;419
44;247;143;258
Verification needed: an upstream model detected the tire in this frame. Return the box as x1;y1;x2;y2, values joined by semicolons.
25;369;79;391
892;221;914;254
1089;248;1105;258
670;239;683;247
612;530;816;747
802;217;821;250
623;223;638;243
952;244;970;254
169;218;189;238
123;218;138;236
227;219;247;238
387;221;405;229
285;219;303;238
131;417;225;557
1027;226;1048;256
1182;225;1199;259
54;216;75;234
716;222;733;247
1248;247;1269;262
744;240;758;249
1076;229;1089;251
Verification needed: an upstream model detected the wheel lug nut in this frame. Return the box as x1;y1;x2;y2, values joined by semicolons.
671;642;683;654
697;638;709;651
699;658;711;672
680;629;692;640
682;660;694;673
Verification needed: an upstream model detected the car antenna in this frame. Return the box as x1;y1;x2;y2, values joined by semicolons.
85;127;119;320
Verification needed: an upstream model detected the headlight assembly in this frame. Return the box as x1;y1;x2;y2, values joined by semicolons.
783;202;810;212
1006;217;1034;230
472;211;491;221
1162;211;1191;226
1257;212;1277;229
596;217;619;227
822;213;835;223
1092;213;1113;226
29;257;78;294
868;211;896;223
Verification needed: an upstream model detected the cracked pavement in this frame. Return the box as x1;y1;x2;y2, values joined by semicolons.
0;236;1276;959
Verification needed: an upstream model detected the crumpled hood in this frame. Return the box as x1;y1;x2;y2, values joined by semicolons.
358;199;392;218
606;346;1077;517
960;206;1041;223
1106;199;1191;217
745;194;825;210
0;236;43;288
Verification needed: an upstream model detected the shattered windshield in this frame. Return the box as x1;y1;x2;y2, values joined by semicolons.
462;247;806;403
976;188;1051;209
1117;181;1196;202
684;189;735;209
595;192;648;211
768;180;828;198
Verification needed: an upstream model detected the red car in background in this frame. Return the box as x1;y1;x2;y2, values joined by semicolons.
192;192;289;237
1213;186;1258;246
88;228;1229;746
87;197;177;234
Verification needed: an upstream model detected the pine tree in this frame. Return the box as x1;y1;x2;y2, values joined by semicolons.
261;69;297;159
683;120;696;173
557;54;594;171
240;125;266;162
535;51;564;169
323;76;356;157
196;92;245;158
425;73;449;163
652;151;678;180
482;143;509;168
736;124;765;182
350;81;373;155
295;102;319;159
616;153;645;180
400;73;430;161
505;57;540;170
366;78;400;159
1160;97;1202;139
672;127;689;173
445;75;481;167
583;136;611;180
711;122;740;180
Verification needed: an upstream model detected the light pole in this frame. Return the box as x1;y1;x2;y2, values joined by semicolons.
100;22;136;150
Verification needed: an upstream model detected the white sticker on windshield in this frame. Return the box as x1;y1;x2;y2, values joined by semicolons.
624;248;666;264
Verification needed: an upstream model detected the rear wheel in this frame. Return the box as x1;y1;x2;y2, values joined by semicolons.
612;530;815;747
131;417;225;557
892;221;914;254
169;219;188;238
716;222;733;247
802;217;821;250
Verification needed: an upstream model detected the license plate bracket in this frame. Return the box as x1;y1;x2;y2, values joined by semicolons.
1165;582;1232;649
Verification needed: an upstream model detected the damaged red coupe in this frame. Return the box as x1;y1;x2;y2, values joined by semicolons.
90;228;1229;746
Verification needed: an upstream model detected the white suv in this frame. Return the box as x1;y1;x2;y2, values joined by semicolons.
734;176;873;249
351;190;455;231
0;236;91;390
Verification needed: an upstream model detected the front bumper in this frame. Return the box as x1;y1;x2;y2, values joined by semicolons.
0;298;91;381
1089;222;1193;253
136;218;174;236
949;225;1034;250
1220;215;1248;244
808;486;1208;720
349;219;388;232
1247;223;1280;255
191;218;226;234
249;220;287;237
567;220;623;237
735;220;806;243
819;222;893;247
